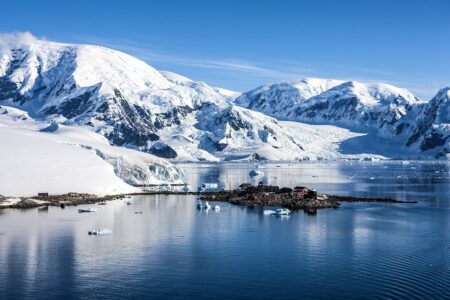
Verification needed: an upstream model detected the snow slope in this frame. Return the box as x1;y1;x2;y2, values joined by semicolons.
0;106;184;197
0;35;306;161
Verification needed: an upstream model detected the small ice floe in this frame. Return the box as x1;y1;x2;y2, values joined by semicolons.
275;208;291;216
363;157;380;162
262;209;276;215
369;177;375;180
213;205;221;212
78;208;97;213
198;183;219;192
88;229;112;236
204;201;211;210
249;169;264;177
196;200;203;209
37;206;49;212
401;161;410;165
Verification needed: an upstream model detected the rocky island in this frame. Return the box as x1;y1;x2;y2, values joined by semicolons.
200;182;417;213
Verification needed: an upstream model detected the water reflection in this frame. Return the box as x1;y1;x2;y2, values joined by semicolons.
0;162;449;299
179;161;450;207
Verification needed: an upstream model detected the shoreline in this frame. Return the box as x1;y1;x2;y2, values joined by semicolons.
0;187;417;210
199;190;416;212
0;193;127;209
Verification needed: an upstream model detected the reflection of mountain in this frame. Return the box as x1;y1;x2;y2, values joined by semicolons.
0;161;449;299
0;220;77;297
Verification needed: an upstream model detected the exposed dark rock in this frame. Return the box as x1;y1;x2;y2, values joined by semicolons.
200;183;416;211
276;187;293;194
420;133;448;151
1;193;126;209
250;153;261;161
149;142;177;158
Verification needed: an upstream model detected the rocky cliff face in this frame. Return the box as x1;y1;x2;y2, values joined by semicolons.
405;88;450;158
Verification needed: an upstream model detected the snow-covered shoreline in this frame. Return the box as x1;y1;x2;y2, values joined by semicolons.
0;107;184;197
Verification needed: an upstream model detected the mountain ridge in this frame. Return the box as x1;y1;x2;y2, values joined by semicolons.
0;35;448;160
0;37;309;161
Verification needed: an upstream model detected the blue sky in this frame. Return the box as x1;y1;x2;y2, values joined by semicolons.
0;0;449;98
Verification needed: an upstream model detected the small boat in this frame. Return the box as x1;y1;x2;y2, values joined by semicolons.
135;211;143;214
88;229;112;236
262;209;276;215
196;200;203;209
126;201;132;205
98;201;107;205
78;208;97;213
213;205;221;212
275;208;291;216
204;201;211;210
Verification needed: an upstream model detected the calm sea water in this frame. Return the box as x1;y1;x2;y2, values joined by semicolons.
0;161;449;299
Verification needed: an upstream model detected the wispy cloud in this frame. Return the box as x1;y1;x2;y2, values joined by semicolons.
0;31;44;55
75;36;442;99
68;34;313;81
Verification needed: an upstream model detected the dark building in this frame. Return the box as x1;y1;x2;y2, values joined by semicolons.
294;186;317;199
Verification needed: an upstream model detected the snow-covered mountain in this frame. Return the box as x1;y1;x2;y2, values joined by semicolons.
0;34;448;161
236;79;449;157
237;80;422;133
405;88;450;158
0;36;306;162
235;78;344;117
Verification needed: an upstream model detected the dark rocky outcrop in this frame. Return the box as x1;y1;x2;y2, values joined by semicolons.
200;183;416;211
149;142;178;159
